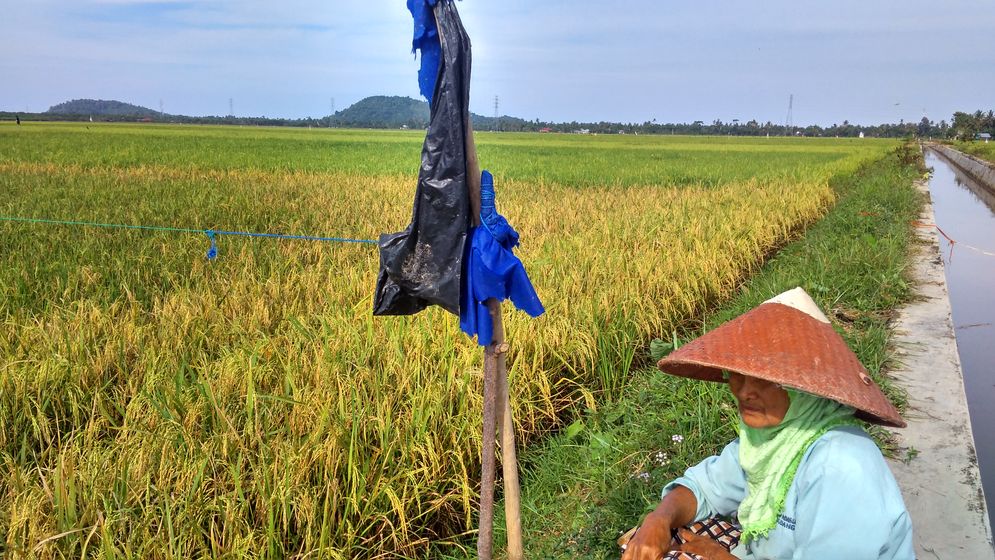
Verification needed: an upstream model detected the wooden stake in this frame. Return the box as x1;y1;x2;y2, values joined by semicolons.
478;330;499;560
466;107;523;560
466;115;499;560
491;300;524;560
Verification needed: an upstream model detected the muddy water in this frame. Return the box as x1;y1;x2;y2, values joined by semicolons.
924;148;995;524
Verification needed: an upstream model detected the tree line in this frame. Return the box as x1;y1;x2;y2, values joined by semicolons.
2;98;992;140
947;110;995;140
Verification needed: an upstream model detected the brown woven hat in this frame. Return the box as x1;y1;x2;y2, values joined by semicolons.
657;287;905;428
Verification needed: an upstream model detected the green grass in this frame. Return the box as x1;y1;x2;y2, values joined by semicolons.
491;147;923;559
952;140;995;165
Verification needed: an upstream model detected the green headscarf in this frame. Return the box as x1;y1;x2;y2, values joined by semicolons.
737;388;857;542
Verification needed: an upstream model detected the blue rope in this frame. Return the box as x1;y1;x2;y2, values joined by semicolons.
0;215;377;260
0;215;203;234
207;229;378;245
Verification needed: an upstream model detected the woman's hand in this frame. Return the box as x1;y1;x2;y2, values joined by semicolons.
621;485;698;560
620;514;673;560
676;528;738;559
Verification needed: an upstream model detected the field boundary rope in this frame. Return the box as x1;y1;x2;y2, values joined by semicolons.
912;220;995;257
0;215;377;259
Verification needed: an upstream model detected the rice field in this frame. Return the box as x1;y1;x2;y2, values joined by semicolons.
0;122;896;558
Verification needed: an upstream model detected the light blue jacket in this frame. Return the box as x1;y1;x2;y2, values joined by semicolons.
663;426;913;559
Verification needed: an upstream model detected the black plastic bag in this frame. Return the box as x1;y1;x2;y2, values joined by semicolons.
373;0;471;316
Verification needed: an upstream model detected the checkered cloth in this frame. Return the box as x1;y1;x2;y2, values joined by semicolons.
619;517;741;560
665;517;741;559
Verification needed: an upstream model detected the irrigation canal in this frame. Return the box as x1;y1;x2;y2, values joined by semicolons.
924;147;995;528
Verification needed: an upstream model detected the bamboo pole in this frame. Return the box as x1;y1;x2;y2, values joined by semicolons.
478;337;499;560
491;300;524;560
466;114;524;560
465;118;497;560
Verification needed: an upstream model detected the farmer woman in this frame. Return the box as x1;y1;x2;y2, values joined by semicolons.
621;288;913;559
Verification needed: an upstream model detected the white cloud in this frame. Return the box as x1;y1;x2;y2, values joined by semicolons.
2;0;994;122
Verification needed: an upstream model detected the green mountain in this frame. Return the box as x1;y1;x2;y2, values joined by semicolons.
37;95;533;130
331;95;532;131
331;95;429;128
47;99;158;117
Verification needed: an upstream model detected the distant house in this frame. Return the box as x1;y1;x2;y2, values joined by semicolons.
977;132;992;142
539;127;552;133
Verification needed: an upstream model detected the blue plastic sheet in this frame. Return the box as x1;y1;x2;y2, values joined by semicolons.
407;0;441;104
459;171;544;346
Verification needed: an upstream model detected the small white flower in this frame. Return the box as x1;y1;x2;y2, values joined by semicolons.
671;434;684;443
652;450;670;466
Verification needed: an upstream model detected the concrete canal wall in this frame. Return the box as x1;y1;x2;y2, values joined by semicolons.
886;149;994;558
930;144;995;193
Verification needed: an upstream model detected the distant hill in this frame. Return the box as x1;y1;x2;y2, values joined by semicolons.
47;99;158;117
331;95;532;131
331;96;429;128
37;95;534;130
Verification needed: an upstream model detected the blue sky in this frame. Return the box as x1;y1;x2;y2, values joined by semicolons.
2;0;994;126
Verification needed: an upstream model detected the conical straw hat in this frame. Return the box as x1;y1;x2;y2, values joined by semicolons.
658;287;905;427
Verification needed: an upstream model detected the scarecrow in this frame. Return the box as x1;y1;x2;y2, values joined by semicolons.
375;1;543;558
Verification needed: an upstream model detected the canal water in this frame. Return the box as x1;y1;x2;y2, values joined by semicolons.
924;148;995;525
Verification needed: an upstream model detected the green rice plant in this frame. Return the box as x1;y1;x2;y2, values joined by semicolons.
0;122;895;557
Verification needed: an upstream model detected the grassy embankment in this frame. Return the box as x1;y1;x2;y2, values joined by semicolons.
1;123;896;558
479;146;923;559
952;140;995;165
